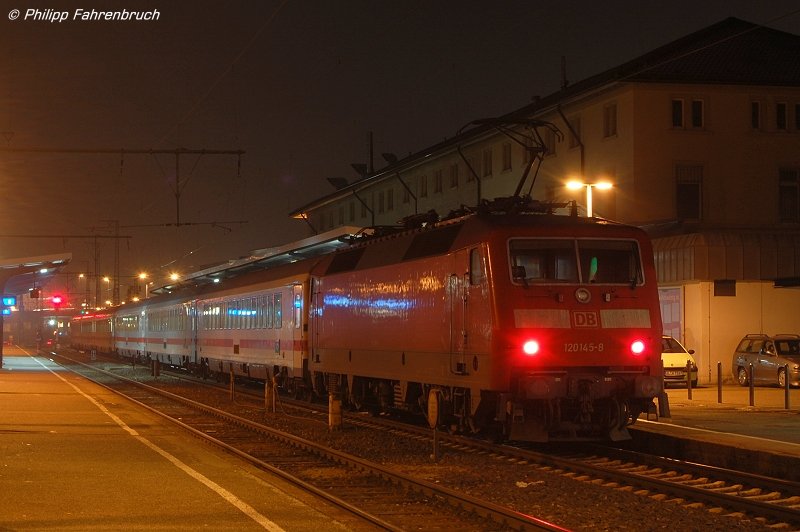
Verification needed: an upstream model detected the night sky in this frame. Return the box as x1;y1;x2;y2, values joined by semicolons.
1;1;798;292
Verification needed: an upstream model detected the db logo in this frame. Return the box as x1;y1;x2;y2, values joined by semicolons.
572;311;599;327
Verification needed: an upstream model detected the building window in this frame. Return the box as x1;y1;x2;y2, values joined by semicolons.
338;207;344;225
568;116;581;148
691;100;704;128
671;99;684;128
714;280;736;297
377;191;384;213
675;164;703;221
777;102;788;130
501;142;512;171
420;175;428;198
434;169;443;193
449;164;459;188
387;188;394;211
779;167;799;223
360;202;367;219
751;101;761;129
482;149;493;177
328;212;334;228
348;201;355;222
603;103;617;137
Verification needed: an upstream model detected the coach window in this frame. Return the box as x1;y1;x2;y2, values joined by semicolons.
249;297;257;329
469;247;485;285
294;293;302;328
274;293;282;328
233;300;241;329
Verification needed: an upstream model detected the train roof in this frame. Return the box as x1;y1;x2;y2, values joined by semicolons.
126;197;649;307
149;226;364;296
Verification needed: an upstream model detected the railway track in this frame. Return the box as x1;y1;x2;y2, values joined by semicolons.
58;350;800;529
53;352;563;532
344;400;800;528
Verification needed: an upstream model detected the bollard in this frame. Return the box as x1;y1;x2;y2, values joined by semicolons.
272;375;280;413
657;391;671;418
749;363;755;407
265;377;274;413
686;359;693;400
154;359;160;377
150;359;155;377
785;364;791;410
428;389;442;460
229;366;235;401
328;374;342;431
328;393;342;430
717;362;723;404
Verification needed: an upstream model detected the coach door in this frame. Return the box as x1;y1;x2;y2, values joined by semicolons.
309;277;320;366
291;283;304;378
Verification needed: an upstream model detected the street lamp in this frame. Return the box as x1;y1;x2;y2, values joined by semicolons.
138;272;149;299
102;276;111;307
566;180;613;218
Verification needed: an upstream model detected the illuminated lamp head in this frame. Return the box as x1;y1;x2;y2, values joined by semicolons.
522;339;540;356
630;339;646;356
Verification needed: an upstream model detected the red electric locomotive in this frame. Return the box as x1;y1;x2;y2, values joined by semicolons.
309;200;663;441
69;198;663;442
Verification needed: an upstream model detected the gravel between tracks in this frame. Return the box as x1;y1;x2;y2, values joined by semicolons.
81;359;774;531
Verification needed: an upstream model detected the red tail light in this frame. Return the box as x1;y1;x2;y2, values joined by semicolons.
523;339;540;356
630;340;645;355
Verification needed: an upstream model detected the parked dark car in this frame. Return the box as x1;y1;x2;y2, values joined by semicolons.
731;334;800;387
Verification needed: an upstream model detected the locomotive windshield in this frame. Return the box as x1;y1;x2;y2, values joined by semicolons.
509;238;643;285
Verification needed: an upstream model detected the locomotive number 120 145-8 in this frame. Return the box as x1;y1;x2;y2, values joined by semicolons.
564;343;605;352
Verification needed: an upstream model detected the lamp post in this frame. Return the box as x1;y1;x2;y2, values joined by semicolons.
566;180;613;218
138;272;149;299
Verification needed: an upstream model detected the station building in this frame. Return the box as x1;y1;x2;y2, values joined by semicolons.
289;18;800;384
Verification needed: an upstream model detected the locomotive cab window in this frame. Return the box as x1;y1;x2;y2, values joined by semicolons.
509;239;577;283
509;238;642;285
577;240;642;285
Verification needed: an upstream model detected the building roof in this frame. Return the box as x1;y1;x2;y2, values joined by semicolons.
289;17;800;218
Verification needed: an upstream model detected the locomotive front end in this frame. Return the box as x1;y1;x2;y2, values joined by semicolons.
493;222;663;442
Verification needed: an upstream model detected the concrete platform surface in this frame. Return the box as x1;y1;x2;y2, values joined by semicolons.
0;348;362;531
629;383;800;481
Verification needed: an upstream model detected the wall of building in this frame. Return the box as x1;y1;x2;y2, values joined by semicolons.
676;281;800;384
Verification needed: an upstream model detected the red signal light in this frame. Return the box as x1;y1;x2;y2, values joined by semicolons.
522;339;540;356
51;295;64;308
630;339;645;355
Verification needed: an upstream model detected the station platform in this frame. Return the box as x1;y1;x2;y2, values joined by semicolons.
629;383;800;481
0;347;363;531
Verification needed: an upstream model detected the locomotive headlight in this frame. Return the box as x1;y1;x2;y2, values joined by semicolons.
630;340;645;355
574;287;591;304
522;339;540;356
